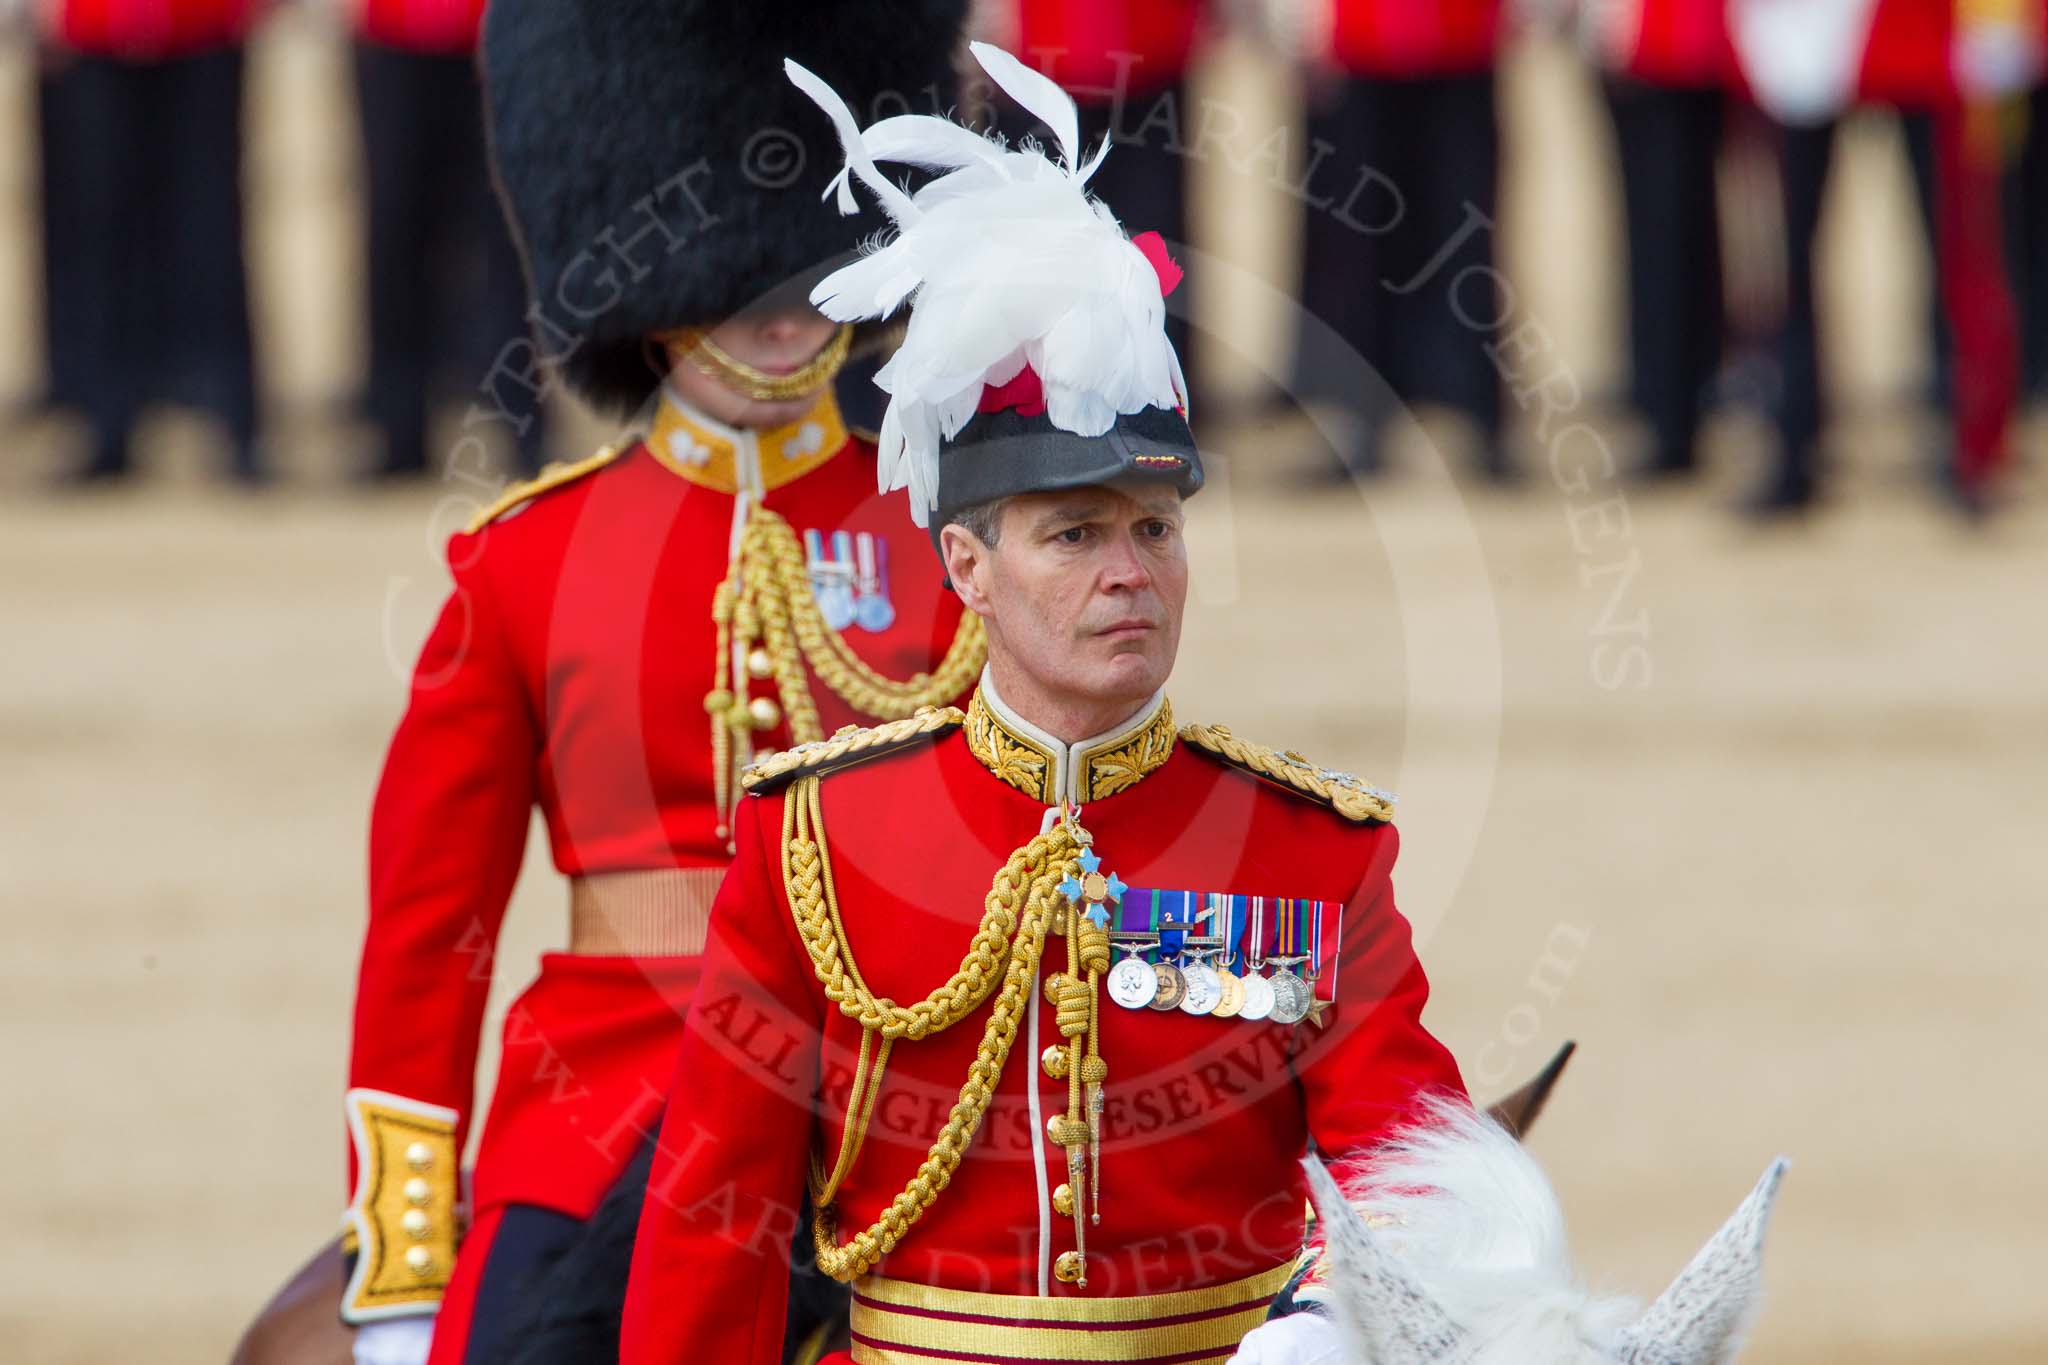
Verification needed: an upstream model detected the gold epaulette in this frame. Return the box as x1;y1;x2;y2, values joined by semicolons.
741;706;965;794
463;444;622;534
1177;722;1397;824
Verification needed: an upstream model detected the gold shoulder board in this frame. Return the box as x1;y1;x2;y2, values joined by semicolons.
742;706;965;794
464;444;622;534
1177;722;1396;825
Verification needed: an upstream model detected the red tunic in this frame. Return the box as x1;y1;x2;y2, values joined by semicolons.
1324;0;1502;78
1592;0;1735;88
49;0;254;58
1857;0;1959;107
344;389;967;1321
352;0;486;53
1014;0;1206;97
619;690;1465;1363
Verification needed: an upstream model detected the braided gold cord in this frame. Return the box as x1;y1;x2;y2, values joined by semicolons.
750;506;987;716
707;505;985;838
781;774;1082;1282
1177;722;1397;824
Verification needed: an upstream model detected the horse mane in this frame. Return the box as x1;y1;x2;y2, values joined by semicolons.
1330;1097;1639;1361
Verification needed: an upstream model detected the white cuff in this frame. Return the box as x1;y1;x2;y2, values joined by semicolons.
352;1314;436;1365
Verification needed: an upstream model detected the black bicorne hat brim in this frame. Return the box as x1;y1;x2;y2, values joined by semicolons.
927;404;1203;559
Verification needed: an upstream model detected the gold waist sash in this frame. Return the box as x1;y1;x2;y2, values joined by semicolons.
566;868;723;956
849;1260;1295;1364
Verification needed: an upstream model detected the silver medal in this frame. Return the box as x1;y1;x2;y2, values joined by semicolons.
1239;971;1275;1022
1179;960;1222;1016
1108;956;1156;1010
1268;971;1310;1025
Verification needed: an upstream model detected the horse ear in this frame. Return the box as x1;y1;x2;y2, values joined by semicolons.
1482;1040;1576;1139
1301;1154;1462;1365
1617;1158;1789;1365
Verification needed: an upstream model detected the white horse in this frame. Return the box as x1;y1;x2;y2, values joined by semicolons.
1301;1100;1787;1365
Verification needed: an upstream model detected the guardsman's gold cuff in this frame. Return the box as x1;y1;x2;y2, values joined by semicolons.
341;1089;459;1322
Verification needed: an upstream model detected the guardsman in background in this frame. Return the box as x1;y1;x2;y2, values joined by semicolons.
327;3;976;1364
350;0;544;479
1585;0;1736;479
620;45;1465;1364
1733;0;2032;515
1290;0;1511;480
35;0;261;483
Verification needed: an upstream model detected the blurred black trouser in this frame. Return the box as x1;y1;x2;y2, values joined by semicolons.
355;41;543;478
41;46;256;475
2008;84;2048;400
38;60;90;416
1770;110;1942;495
1293;71;1502;464
1602;77;1723;471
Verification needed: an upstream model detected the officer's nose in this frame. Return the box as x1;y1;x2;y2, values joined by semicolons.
1098;531;1152;594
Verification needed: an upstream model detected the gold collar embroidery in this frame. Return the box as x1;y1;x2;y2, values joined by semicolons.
964;676;1176;805
646;385;848;495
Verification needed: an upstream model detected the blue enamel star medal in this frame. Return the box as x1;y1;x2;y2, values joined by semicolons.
1058;847;1125;931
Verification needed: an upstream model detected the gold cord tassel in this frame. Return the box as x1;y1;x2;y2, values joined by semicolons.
1049;890;1113;1275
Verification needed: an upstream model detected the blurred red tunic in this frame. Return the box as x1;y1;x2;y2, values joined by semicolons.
50;0;253;58
1596;0;1735;87
354;0;486;54
1325;0;1501;77
1014;0;1205;96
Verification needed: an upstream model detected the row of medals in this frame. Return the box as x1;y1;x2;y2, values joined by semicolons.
1104;942;1317;1024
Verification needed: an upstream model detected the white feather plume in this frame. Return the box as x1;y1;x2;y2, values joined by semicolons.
1323;1098;1639;1364
786;43;1187;525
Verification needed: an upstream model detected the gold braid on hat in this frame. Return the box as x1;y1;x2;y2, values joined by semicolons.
663;322;853;402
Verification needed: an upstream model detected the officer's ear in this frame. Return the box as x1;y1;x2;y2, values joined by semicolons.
939;522;995;618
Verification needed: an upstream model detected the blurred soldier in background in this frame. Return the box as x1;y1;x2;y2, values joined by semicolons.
1735;0;2035;514
1587;0;1735;479
1289;0;1512;481
34;0;261;483
350;0;545;480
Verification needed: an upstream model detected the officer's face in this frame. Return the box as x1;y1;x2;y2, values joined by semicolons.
945;481;1188;731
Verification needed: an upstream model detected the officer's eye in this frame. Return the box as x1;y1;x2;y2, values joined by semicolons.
1055;525;1089;545
1141;519;1173;539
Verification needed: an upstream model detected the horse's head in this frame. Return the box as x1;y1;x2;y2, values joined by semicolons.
1303;1101;1786;1365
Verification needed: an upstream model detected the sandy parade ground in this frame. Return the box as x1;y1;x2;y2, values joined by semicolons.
2;18;2045;1364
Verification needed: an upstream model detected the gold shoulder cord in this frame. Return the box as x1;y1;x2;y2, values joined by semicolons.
781;773;1084;1282
707;508;986;843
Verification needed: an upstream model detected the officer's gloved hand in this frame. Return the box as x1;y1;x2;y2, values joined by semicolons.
1228;1312;1347;1365
352;1315;435;1365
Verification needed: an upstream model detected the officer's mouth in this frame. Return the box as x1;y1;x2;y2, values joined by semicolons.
1094;618;1158;641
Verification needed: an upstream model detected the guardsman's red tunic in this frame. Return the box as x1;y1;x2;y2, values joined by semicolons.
341;386;970;1340
619;681;1465;1364
51;0;252;57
